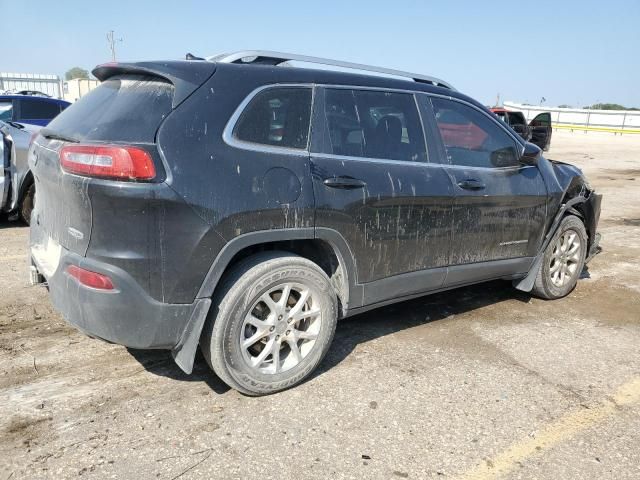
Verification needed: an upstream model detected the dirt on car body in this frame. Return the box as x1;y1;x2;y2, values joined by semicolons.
1;130;640;479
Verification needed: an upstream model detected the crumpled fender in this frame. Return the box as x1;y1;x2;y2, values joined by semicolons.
514;156;602;292
514;194;589;292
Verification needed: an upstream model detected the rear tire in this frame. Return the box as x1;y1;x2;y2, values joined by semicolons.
20;182;35;226
532;215;587;299
201;252;338;396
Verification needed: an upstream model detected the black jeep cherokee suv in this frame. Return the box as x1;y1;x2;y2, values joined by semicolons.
29;51;602;395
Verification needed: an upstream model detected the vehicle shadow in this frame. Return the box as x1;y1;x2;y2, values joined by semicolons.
126;279;531;395
311;280;532;381
580;264;591;279
126;348;231;394
0;215;27;230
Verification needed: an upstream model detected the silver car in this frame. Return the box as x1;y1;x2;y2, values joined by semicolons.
1;120;38;223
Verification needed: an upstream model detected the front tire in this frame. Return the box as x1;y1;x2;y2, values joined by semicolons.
532;215;587;299
201;252;338;396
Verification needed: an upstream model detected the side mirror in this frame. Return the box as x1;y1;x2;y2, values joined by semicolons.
520;142;541;166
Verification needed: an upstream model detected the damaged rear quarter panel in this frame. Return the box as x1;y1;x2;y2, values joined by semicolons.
86;178;222;304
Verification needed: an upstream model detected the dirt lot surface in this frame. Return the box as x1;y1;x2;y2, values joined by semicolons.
1;130;639;480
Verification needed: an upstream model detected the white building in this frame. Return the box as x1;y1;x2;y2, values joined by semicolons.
63;78;100;102
504;101;640;134
0;72;62;98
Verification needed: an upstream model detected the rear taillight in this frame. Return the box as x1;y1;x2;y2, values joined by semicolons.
59;145;156;180
66;265;114;290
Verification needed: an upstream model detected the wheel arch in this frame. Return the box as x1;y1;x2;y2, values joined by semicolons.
172;227;360;374
196;228;359;313
13;169;34;213
514;193;590;293
19;169;34;200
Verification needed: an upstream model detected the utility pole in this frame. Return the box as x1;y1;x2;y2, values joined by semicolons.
106;30;123;61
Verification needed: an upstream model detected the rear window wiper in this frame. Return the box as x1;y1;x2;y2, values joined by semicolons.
40;128;80;143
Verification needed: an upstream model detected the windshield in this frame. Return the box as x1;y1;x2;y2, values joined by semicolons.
0;101;13;121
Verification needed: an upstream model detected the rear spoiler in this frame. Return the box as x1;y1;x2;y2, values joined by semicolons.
92;61;216;108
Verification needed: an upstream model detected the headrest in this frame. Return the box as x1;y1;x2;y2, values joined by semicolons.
376;115;402;142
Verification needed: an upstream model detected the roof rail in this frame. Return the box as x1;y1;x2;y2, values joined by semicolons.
206;50;455;90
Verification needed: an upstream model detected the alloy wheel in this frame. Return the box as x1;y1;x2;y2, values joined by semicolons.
549;229;582;287
240;282;323;374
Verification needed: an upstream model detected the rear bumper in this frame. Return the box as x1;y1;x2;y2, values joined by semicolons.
30;223;210;373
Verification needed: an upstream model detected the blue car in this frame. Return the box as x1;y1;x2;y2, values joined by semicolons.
0;94;70;127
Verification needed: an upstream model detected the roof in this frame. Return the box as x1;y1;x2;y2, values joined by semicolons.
207;50;455;90
0;95;70;105
211;61;486;112
89;56;490;115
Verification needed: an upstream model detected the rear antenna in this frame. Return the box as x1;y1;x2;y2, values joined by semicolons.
106;30;123;61
186;53;205;61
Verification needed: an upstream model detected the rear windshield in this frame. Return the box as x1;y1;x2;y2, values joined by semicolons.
46;75;173;142
507;112;526;126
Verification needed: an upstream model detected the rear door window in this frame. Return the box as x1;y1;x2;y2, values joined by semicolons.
233;87;312;150
19;99;61;121
322;89;426;162
46;75;174;142
0;101;13;121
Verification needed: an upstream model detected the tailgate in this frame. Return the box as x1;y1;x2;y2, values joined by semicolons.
30;137;92;255
30;61;216;259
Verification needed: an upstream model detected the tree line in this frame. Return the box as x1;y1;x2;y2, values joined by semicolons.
558;103;639;111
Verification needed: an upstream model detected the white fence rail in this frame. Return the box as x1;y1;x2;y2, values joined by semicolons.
504;102;640;134
0;72;62;99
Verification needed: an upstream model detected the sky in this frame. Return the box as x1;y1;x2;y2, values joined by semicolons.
2;0;639;107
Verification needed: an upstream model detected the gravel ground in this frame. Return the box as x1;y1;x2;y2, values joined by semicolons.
1;130;639;480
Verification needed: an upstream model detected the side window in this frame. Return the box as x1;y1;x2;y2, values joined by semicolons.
494;111;508;123
19;99;62;120
530;112;551;127
432;98;519;168
0;101;12;121
233;87;312;149
323;89;426;162
507;111;526;126
323;89;363;157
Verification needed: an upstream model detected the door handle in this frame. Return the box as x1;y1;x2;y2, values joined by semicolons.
457;178;486;190
323;176;366;189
